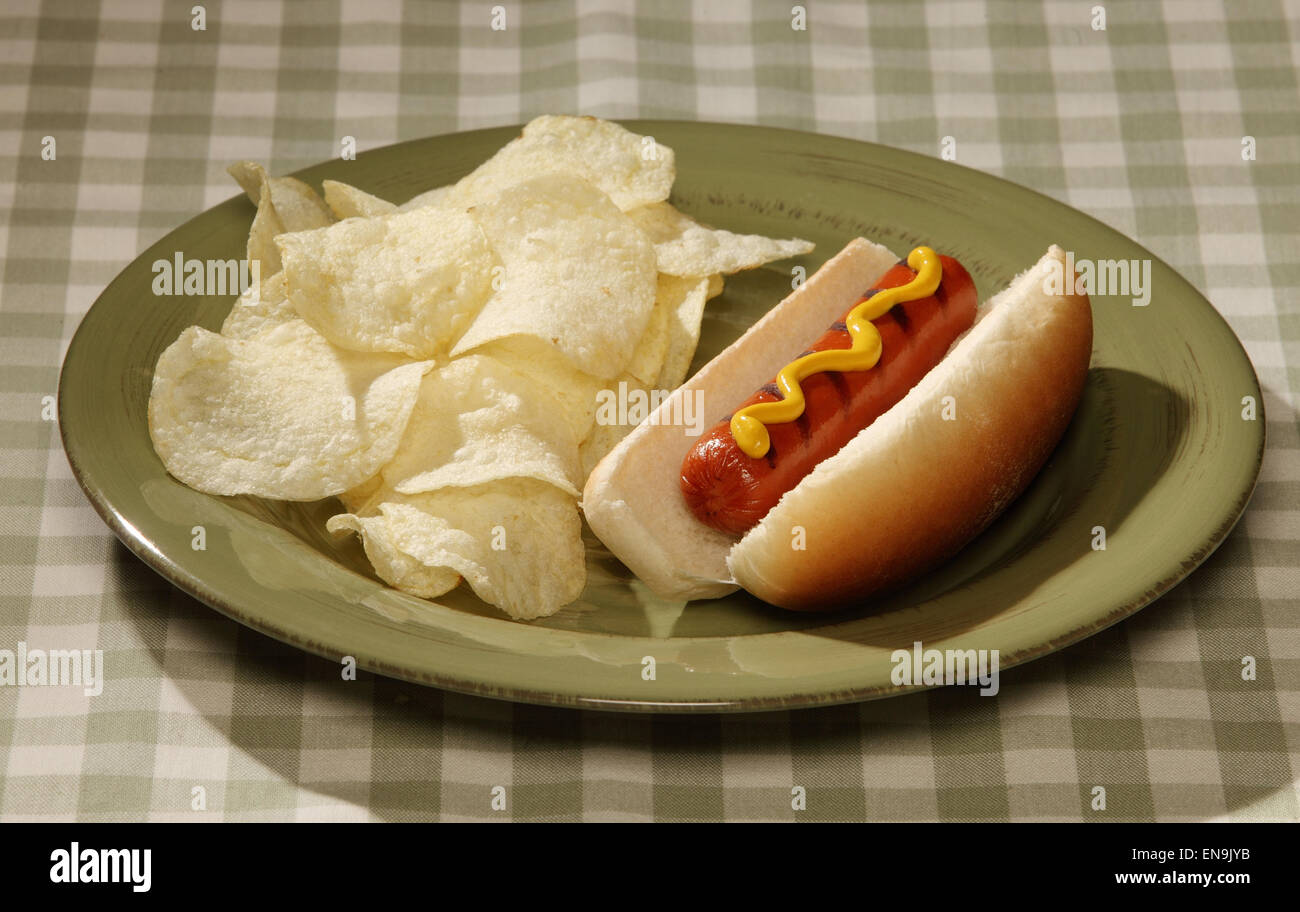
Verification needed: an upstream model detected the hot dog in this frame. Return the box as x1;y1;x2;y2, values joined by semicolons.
680;254;977;534
581;238;1092;611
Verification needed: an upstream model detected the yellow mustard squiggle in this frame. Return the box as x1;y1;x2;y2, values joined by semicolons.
729;246;942;459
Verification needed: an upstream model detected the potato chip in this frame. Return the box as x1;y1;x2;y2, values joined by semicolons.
326;510;461;599
381;354;581;496
707;273;725;300
265;177;333;232
398;185;453;212
628;202;813;276
228;161;333;232
338;473;384;516
227;160;267;204
327;478;585;620
623;274;676;386
149;320;432;500
246;175;286;278
220;272;294;340
444;115;674;211
451;173;656;379
577;274;717;474
473;336;605;442
277;206;496;359
322;179;398;219
652;274;712;391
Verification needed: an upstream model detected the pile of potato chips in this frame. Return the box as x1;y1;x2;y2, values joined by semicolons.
149;116;812;620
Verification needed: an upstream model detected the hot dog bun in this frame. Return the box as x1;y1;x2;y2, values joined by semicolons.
581;239;1093;609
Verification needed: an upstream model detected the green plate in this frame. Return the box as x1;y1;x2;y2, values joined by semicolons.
59;122;1264;712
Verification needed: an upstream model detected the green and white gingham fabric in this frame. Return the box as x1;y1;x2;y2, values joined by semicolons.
1;0;1296;821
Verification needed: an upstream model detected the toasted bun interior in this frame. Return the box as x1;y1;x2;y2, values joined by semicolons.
581;238;900;600
728;245;1093;609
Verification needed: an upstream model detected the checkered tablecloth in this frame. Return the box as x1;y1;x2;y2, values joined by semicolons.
1;0;1296;822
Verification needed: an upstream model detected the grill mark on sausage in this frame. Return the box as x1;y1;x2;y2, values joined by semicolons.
891;302;911;332
794;409;812;444
827;369;853;407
